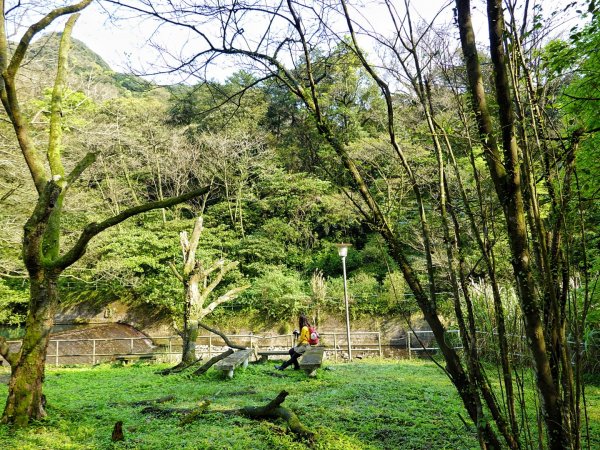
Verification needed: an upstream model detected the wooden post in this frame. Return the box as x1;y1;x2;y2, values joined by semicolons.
55;341;59;366
92;339;96;364
408;332;411;359
130;338;134;354
169;337;173;362
377;332;382;357
209;335;212;358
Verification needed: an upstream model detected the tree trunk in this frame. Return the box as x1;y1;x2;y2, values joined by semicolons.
455;1;571;447
181;319;199;365
2;272;59;426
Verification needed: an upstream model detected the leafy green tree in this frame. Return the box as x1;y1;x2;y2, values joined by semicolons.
245;266;310;322
543;3;600;378
0;2;209;427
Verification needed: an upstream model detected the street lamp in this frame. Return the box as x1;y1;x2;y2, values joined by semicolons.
335;243;352;361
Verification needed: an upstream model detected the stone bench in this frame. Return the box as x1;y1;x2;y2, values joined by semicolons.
299;346;325;377
257;349;289;363
115;354;156;365
214;349;253;379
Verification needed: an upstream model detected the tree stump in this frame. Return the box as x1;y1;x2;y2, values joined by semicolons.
111;421;124;441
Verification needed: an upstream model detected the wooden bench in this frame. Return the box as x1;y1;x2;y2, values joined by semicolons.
257;349;289;363
214;349;253;379
299;346;325;377
115;354;156;365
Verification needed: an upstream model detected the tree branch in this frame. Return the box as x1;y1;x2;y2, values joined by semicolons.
239;390;315;441
48;14;81;180
184;216;203;274
53;185;210;270
0;182;22;203
169;261;184;283
202;285;249;316
202;261;238;299
197;321;246;350
1;1;92;193
66;151;98;186
191;348;234;375
23;179;62;271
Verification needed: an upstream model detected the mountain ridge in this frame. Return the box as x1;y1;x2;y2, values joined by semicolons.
20;33;153;97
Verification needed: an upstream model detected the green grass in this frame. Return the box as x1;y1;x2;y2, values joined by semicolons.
0;360;598;449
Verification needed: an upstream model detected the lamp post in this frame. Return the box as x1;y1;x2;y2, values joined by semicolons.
336;243;352;361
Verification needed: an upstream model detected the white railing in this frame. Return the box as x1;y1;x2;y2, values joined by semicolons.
406;329;462;358
3;330;383;366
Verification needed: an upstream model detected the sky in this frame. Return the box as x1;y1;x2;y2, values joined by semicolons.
73;2;156;74
70;0;457;73
57;0;585;83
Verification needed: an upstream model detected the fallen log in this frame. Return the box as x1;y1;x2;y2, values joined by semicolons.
131;395;176;407
136;390;314;441
158;356;204;375
191;348;234;376
238;390;314;441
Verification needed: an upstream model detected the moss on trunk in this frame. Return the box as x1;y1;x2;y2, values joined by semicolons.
2;274;58;426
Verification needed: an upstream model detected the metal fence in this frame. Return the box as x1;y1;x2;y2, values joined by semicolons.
3;330;384;366
406;329;462;358
13;328;575;367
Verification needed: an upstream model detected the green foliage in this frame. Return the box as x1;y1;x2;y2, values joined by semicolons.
325;269;408;318
543;9;600;339
168;71;267;133
244;266;310;321
0;279;28;325
87;217;247;318
381;272;414;316
112;73;153;92
308;42;386;143
346;272;380;317
29;88;98;134
3;21;597;352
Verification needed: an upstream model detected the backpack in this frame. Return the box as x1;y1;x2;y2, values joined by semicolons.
308;326;319;345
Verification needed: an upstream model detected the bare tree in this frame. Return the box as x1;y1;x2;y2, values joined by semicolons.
166;216;249;372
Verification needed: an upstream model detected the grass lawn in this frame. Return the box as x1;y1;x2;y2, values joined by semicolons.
0;359;598;449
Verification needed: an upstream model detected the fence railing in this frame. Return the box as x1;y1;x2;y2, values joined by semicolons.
13;328;584;366
406;329;462;358
3;330;384;366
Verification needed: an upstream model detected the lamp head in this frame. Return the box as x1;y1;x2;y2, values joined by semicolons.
335;243;352;258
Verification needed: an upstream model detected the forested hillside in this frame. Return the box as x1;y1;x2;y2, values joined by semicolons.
0;34;410;330
1;12;598;335
0;7;597;341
